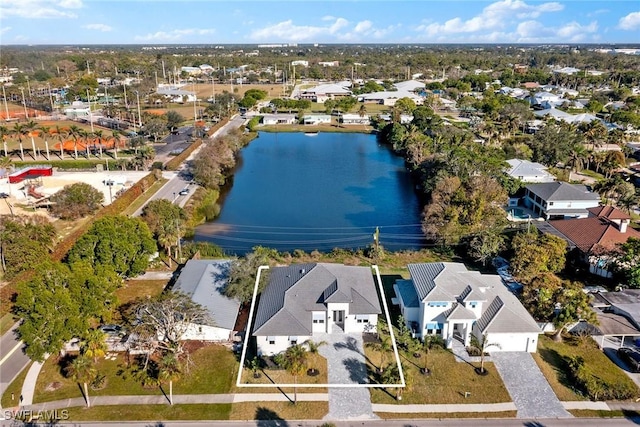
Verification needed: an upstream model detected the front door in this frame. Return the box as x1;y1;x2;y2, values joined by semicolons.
332;310;344;324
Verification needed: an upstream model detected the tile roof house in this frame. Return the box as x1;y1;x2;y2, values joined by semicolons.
545;206;640;278
523;182;600;220
173;259;242;342
253;263;382;356
506;159;556;183
394;262;541;352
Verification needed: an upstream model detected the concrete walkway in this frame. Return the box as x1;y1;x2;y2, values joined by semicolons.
491;352;572;419
20;358;46;405
317;331;379;421
373;402;516;413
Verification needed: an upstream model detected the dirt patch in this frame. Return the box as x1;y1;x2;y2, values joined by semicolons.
44;381;62;392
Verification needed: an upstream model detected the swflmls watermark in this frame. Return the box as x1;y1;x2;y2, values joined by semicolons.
3;409;69;421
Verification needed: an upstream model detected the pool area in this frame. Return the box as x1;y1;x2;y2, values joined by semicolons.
505;206;540;222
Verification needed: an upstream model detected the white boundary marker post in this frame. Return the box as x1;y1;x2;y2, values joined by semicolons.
236;265;269;387
235;264;404;388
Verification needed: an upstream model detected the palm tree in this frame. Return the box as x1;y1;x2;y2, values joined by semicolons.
65;354;96;407
282;344;308;404
51;125;68;159
22;120;39;160
81;129;94;158
366;335;391;373
159;352;182;405
81;329;107;363
0;125;10;157
303;339;327;375
421;335;443;375
93;130;104;158
38;125;51;160
111;130;121;160
68;125;82;159
358;104;367;118
12;123;25;161
469;333;501;374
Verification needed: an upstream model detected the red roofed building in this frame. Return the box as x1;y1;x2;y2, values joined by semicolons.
546;206;639;278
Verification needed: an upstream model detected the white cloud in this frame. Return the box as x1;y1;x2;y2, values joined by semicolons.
416;0;563;36
134;28;215;42
83;23;112;32
0;0;82;19
0;26;11;35
618;11;640;30
249;16;394;42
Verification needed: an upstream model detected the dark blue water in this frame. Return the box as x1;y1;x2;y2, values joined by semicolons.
194;132;424;254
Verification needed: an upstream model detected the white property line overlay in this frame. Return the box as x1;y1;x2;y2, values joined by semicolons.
236;264;405;388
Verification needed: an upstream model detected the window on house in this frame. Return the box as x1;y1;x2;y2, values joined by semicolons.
289;336;298;345
267;336;276;345
469;302;477;308
356;315;369;323
312;312;325;324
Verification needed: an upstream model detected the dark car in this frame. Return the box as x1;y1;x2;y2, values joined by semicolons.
617;347;640;372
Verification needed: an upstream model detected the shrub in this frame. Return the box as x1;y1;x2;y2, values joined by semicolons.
49;182;104;220
566;355;637;400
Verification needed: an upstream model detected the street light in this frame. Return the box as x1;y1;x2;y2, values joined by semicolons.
20;87;28;119
2;85;9;121
86;89;95;133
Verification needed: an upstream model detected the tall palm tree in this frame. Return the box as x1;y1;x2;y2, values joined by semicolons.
93;130;104;158
39;125;51;160
0;125;10;157
469;333;501;374
159;352;182;405
282;344;308;404
22;120;39;160
68;124;82;159
12;123;25;161
51;125;68;159
66;354;96;407
81;129;94;158
421;335;443;375
111;130;121;160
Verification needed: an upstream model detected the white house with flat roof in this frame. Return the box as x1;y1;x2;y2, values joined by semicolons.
394;262;541;352
253;263;382;356
506;159;556;183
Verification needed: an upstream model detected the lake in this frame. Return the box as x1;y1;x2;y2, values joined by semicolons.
193;131;424;254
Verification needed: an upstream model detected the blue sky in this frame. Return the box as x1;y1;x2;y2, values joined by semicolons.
0;0;639;45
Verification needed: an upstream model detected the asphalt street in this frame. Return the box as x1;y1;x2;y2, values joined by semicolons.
0;322;29;406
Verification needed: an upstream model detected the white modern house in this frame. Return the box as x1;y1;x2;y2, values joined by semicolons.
340;114;370;125
394;262;541;352
506;159;556;183
253;263;382;356
173;259;241;342
261;113;297;125
302;113;331;125
523;182;600;220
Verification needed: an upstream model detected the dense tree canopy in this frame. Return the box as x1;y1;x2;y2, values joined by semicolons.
66;215;155;278
49;182;104;220
0;215;56;279
15;261;120;361
510;231;567;281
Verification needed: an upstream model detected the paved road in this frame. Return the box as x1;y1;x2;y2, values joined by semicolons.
0;322;30;407
153;125;194;164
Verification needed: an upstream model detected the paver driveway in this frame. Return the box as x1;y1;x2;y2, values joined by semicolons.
491;351;572;419
317;332;379;420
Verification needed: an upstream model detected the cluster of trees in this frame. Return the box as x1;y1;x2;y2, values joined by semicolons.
323;97;358;115
142;110;185;141
49;182;104;220
238;88;267;109
266;98;311;113
192;127;247;190
0;215;56;279
511;231;595;340
16;215;157;360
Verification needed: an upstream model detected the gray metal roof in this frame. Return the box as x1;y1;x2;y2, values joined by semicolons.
406;262;540;335
505;159;555;182
445;303;477;320
525;182;599;202
253;263;381;336
173;259;241;331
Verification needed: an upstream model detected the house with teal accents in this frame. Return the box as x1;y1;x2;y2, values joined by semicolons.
393;262;540;352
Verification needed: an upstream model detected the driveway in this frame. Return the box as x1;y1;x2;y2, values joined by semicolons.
491;351;572;419
601;336;640;389
316;332;378;421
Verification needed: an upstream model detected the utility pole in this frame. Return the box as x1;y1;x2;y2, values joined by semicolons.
20;87;28;119
86;89;94;133
2;85;10;121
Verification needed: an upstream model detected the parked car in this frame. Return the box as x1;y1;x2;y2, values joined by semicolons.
179;188;189;196
617;347;640;373
99;324;124;336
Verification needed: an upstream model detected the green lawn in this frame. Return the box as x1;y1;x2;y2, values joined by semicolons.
533;334;638;401
66;403;232;421
33;344;237;404
0;312;17;336
368;346;511;405
229;401;328;421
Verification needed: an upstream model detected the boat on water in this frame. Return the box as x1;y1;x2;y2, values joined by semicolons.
304;131;319;136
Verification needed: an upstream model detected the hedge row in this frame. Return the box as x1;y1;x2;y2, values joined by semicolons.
50;172;158;261
164;117;232;171
14;159;110;170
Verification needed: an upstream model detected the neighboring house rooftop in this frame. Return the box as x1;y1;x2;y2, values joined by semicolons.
547;207;639;253
506;159;555;182
525;182;599;202
406;262;540;334
253;263;381;336
173;259;241;331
